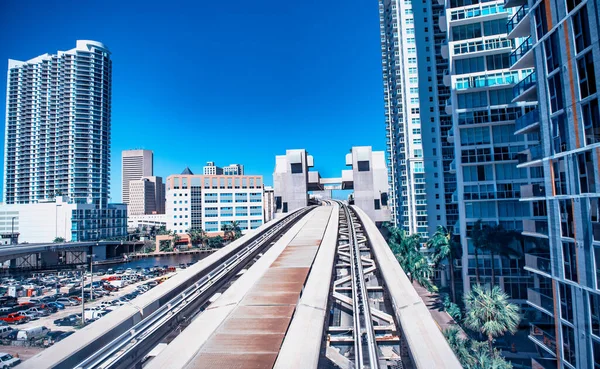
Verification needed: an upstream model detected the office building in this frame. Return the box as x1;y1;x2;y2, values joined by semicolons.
443;1;537;309
122;149;153;204
128;176;165;216
223;164;244;176
166;171;264;234
127;214;167;231
4;40;111;207
203;162;223;175
0;196;127;243
502;0;600;367
379;0;446;238
263;186;275;223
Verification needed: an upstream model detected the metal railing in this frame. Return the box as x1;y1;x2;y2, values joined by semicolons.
507;5;529;34
510;36;533;66
513;71;536;98
514;108;539;132
527;288;554;313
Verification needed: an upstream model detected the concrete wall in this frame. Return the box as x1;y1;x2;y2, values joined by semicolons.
350;147;391;223
273;149;310;213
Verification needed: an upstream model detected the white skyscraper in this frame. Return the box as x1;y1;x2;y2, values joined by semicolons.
379;1;447;239
4;40;112;206
122;149;153;203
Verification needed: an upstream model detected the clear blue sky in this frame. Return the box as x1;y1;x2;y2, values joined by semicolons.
0;0;385;202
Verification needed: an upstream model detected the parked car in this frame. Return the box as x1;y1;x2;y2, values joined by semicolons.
47;330;73;343
16;326;49;341
55;298;78;306
46;302;64;310
20;312;39;321
53;315;81;327
26;307;50;317
0;352;20;367
0;313;28;325
0;326;13;338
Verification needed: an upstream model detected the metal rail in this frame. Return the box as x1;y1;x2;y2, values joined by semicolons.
74;207;313;369
340;201;380;369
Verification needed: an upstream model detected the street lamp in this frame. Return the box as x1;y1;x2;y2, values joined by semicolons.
81;252;96;326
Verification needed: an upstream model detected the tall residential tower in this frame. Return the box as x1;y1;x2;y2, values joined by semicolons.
4;40;112;206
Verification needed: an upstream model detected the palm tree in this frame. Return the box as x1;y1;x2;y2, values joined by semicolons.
471;220;488;285
480;224;524;287
388;229;437;292
428;225;462;302
444;328;472;367
464;285;520;355
53;237;66;243
187;228;206;247
221;224;233;241
170;231;180;249
230;221;242;240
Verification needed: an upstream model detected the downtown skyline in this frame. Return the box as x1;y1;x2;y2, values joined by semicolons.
0;0;386;202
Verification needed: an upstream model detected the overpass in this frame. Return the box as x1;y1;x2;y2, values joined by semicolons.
21;203;461;369
0;240;143;270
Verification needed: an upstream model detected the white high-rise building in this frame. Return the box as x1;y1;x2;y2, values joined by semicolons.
122;149;153;203
443;1;537;304
379;1;447;239
4;40;112;206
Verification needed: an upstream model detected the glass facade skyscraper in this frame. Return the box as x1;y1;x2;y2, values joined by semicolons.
4;40;112;207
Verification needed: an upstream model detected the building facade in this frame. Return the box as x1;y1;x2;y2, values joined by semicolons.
203;162;223;175
502;0;600;367
263;186;275;223
379;0;447;238
166;173;264;234
224;164;244;176
442;1;538;310
128;176;164;216
4;40;112;207
0;197;126;243
122;149;153;204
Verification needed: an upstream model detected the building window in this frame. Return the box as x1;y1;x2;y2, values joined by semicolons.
563;241;578;282
548;73;564;113
577;51;597;99
560;200;576;239
562;324;576;366
593;339;600;369
544;32;561;73
573;5;591;53
577;151;596;193
534;2;548;40
583;99;600;145
591;293;600;337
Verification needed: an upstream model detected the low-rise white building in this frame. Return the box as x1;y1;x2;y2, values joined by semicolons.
127;214;167;230
166;172;264;234
0;196;127;243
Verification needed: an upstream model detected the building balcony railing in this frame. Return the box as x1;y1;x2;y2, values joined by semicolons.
507;5;530;38
522;219;549;238
517;145;543;165
455;72;518;90
450;3;507;23
512;71;537;102
520;183;545;199
525;253;552;276
453;37;512;57
527;288;554;315
510;36;534;69
445;98;452;115
514;108;540;134
447;128;454;143
449;160;456;173
529;324;557;356
451;190;458;203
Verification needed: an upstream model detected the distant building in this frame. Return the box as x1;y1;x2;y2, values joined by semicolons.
203;162;223;175
128;176;165;216
166;172;264;234
122;150;153;204
127;214;167;230
0;197;127;243
263;186;275;223
223;164;244;176
4;40;112;207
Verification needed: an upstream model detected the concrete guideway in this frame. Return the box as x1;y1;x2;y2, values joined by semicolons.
146;206;336;369
19;207;311;369
352;205;463;369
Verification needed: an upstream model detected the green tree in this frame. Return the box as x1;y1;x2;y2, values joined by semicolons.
471;220;488;285
428;225;462;302
230;221;242;240
170;231;180;249
53;237;66;243
187;228;206;247
157;226;169;236
444;328;513;369
444;327;472;367
208;235;224;248
464;285;520;355
386;225;437;292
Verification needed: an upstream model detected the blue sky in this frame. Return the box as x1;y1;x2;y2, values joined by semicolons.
0;0;385;202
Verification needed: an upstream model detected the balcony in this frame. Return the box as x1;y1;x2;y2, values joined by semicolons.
527;288;554;315
504;0;527;8
521;183;545;199
507;5;530;39
445;98;452;115
514;108;540;135
452;36;512;58
529;324;557;356
525;253;552;276
443;69;451;87
522;219;549;238
449;3;507;25
447;128;454;143
441;40;449;59
455;71;517;91
510;36;534;70
517;145;543;166
451;190;458;203
449;160;456;173
531;358;558;369
512;72;537;102
439;11;447;32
